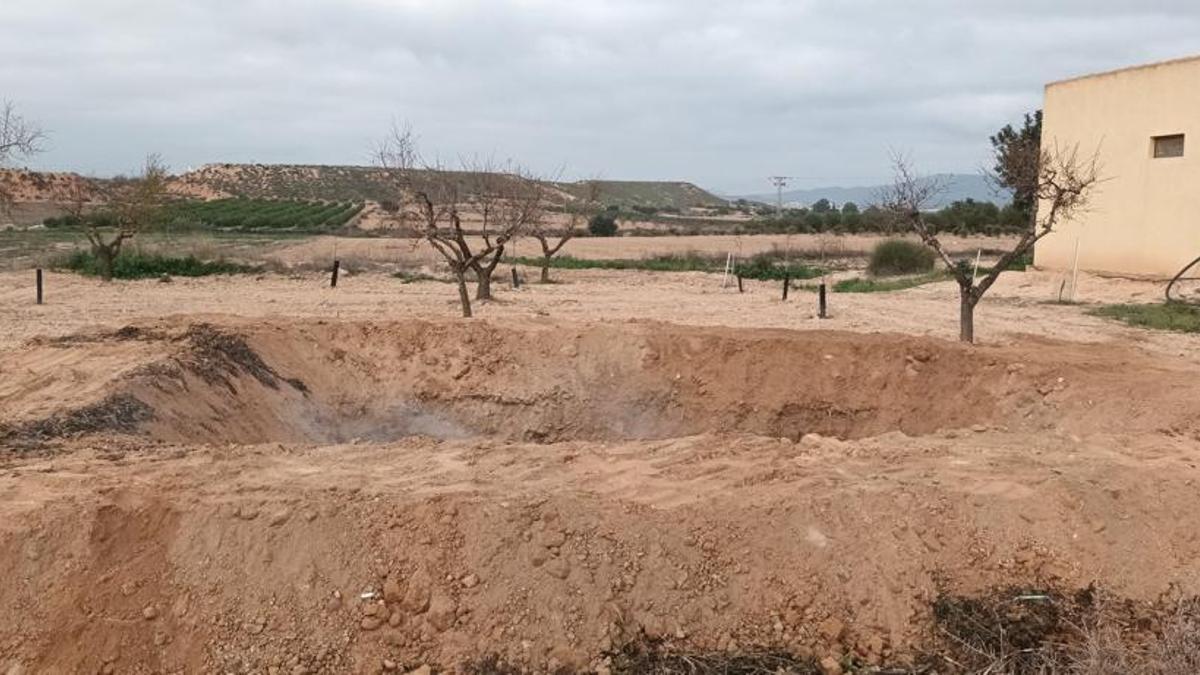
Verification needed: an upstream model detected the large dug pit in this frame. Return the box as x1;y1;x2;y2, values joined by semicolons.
3;319;1200;674
0;318;1182;446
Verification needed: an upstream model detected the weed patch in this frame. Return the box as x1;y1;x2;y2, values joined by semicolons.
930;588;1072;672
834;272;951;293
1088;303;1200;333
393;270;447;284
922;586;1200;675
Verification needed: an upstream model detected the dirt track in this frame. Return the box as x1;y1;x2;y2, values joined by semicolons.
0;261;1189;360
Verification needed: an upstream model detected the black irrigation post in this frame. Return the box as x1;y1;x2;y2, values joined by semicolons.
736;275;743;293
818;283;828;318
782;275;790;301
511;267;520;289
36;268;43;305
330;260;340;288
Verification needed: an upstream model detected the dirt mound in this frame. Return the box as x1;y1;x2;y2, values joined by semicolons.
5;318;1200;673
5;318;1191;447
4;428;1200;673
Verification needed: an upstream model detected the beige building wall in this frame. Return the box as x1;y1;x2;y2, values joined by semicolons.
1035;56;1200;278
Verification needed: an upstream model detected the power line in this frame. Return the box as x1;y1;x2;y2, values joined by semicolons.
768;176;796;218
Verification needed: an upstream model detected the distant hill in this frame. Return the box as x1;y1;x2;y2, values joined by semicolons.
736;173;1010;209
0;169;106;226
168;164;726;211
169;164;407;202
561;180;727;209
0;168;101;203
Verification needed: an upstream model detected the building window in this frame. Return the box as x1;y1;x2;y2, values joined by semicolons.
1153;134;1185;158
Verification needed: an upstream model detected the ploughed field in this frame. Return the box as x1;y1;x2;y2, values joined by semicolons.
3;316;1200;673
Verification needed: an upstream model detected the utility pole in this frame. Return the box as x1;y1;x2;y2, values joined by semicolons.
768;176;795;218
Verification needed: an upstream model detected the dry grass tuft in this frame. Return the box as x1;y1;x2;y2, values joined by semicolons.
929;587;1200;675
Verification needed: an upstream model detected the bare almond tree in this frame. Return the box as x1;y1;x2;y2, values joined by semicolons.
882;144;1101;343
0;101;47;211
376;124;545;317
0;101;45;162
530;180;601;283
461;158;547;300
86;154;169;281
60;173;96;230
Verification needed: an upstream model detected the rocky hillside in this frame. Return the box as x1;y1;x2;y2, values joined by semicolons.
172;164;726;211
169;164;399;202
2;164;730;228
0;169;101;203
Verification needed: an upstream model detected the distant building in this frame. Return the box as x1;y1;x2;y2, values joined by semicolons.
1035;55;1200;278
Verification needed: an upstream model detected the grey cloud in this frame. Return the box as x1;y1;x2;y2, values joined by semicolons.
2;0;1198;193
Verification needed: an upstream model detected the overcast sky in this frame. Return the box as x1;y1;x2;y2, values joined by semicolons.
2;1;1198;194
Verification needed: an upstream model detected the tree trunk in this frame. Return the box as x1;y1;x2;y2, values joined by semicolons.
93;244;115;282
455;273;472;318
475;245;506;300
540;258;551;283
959;285;976;343
475;271;492;301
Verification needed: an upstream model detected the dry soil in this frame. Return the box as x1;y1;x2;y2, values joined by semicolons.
0;243;1197;674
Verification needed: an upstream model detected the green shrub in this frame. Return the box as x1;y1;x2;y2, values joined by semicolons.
588;213;619;237
43;211;119;230
59;250;259;279
868;239;936;277
737;252;822;281
43;215;78;229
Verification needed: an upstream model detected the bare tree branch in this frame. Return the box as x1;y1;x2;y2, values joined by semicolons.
0;101;47;212
374;120;420;174
375;125;547;316
530;178;601;283
85;154;170;281
0;101;46;163
882;144;1101;343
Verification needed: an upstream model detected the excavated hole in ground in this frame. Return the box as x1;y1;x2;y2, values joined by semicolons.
6;320;1200;673
64;320;1032;446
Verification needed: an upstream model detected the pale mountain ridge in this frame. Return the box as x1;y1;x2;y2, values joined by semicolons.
732;173;1010;209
